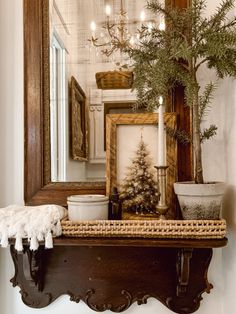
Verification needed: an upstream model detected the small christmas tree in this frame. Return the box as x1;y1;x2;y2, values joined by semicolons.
119;137;160;214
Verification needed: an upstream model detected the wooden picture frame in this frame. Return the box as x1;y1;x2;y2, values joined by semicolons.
103;102;135;150
106;113;177;219
70;76;88;161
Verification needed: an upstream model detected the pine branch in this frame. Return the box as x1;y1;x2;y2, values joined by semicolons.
195;57;208;70
210;0;235;29
192;0;206;18
219;18;236;31
208;48;236;78
199;82;217;121
200;125;218;142
146;0;173;21
192;0;207;38
166;126;191;145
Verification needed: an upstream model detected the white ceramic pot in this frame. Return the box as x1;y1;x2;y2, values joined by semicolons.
174;182;226;220
67;195;109;222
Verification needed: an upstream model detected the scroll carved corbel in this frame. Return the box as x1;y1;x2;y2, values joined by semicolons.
176;248;193;297
22;246;45;292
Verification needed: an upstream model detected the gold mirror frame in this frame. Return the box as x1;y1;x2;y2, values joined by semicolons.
24;0;192;208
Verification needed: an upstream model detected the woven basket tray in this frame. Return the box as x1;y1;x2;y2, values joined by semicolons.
95;71;133;89
61;219;226;239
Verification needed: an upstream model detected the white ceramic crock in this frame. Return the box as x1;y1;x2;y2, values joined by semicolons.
67;195;109;222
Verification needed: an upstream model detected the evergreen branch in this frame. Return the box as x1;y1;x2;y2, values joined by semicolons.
192;0;207;36
146;0;189;31
166;127;191;145
199;82;217;121
200;125;218;142
210;0;235;29
207;48;236;78
193;1;236;48
181;62;190;71
195;57;208;70
146;0;173;21
219;18;236;31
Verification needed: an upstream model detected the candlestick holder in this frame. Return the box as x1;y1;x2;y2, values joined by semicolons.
154;166;169;220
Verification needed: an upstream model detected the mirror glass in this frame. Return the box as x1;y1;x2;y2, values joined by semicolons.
49;0;160;182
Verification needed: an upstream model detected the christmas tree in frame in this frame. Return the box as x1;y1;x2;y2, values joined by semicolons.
119;132;160;218
106;113;178;220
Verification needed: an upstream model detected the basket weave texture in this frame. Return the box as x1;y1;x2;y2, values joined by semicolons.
61;219;226;239
95;71;133;89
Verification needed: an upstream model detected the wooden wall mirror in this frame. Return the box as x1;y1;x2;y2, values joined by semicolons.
24;0;192;208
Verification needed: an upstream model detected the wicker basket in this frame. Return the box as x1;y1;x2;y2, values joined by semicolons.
95;71;134;89
61;218;226;239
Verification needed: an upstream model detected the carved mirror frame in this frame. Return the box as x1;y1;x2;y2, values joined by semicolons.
24;0;192;208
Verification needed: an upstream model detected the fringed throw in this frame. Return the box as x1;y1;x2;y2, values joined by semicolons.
0;204;67;251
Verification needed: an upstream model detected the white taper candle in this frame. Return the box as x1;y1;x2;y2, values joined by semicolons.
158;96;165;166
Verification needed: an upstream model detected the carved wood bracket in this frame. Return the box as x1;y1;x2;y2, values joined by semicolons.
9;243;217;313
176;248;193;297
22;246;45;291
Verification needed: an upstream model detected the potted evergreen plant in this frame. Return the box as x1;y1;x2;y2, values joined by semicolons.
128;0;236;219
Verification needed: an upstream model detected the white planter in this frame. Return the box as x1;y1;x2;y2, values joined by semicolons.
174;182;226;220
67;195;109;222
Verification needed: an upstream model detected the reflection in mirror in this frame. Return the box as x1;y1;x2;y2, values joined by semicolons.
49;0;161;182
50;32;66;181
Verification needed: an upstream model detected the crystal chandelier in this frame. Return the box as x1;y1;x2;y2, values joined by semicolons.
89;0;131;57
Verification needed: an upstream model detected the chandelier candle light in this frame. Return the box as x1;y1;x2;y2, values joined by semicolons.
90;21;96;37
155;96;169;219
89;0;131;57
105;4;111;17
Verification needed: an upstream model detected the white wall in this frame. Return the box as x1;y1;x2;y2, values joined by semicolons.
221;75;236;312
199;2;236;312
0;1;234;314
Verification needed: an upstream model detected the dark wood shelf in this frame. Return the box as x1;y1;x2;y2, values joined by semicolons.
9;237;227;314
53;236;228;248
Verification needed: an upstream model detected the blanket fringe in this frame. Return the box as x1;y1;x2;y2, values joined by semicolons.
0;204;67;251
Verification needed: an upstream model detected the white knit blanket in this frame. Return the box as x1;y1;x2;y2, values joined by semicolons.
0;204;67;251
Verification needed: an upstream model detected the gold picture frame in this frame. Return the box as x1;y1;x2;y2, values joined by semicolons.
106;113;177;219
103;102;136;150
70;76;88;161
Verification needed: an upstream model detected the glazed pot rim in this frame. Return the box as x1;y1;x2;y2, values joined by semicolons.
174;181;226;197
67;194;109;203
174;181;226;185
